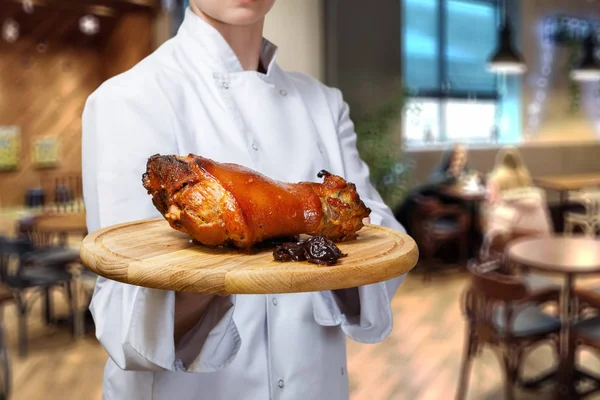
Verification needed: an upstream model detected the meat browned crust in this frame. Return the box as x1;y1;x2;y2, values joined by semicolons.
142;154;371;249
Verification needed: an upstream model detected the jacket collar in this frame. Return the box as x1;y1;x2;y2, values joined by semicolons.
177;7;279;76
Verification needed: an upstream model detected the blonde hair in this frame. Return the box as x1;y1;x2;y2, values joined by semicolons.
489;147;532;192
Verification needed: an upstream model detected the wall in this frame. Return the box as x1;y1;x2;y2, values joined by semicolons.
0;10;156;209
263;0;324;82
0;39;103;208
103;11;155;79
153;8;175;49
520;0;600;143
323;0;402;121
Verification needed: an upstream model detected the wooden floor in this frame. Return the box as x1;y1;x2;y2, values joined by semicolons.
5;268;600;400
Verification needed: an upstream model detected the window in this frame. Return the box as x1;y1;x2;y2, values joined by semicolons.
402;0;501;145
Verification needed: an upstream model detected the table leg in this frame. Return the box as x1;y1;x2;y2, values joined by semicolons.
43;287;53;324
466;200;481;258
58;232;68;247
560;191;568;205
557;274;577;399
73;275;85;338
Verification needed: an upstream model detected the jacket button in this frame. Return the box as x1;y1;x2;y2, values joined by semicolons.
222;82;229;89
272;297;277;306
251;142;259;151
279;89;287;96
278;379;284;388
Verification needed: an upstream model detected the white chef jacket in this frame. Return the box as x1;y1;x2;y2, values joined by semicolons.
82;8;406;400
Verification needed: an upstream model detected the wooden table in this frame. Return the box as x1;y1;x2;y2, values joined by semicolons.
35;212;87;233
508;236;600;399
534;173;600;204
34;212;87;245
438;185;487;202
439;185;487;257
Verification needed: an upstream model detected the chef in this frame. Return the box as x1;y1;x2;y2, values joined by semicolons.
81;0;406;399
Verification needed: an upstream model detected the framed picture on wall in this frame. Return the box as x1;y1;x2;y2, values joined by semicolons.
0;125;21;171
32;137;60;169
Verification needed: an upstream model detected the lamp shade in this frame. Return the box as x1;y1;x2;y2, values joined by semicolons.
571;35;600;82
487;22;526;74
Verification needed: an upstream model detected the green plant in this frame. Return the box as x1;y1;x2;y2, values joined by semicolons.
355;90;414;208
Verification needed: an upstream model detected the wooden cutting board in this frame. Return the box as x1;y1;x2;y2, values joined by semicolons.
80;218;419;294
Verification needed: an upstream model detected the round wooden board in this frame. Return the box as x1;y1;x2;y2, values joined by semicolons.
80;218;419;294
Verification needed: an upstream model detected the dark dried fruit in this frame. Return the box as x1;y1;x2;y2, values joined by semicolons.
273;242;307;262
273;236;347;266
305;236;347;265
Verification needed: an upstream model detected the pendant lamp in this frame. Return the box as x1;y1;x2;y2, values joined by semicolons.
487;0;526;74
570;34;600;82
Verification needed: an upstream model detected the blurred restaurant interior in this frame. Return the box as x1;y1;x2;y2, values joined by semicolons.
1;0;600;398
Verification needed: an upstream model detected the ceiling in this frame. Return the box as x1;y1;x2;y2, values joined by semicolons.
0;0;160;48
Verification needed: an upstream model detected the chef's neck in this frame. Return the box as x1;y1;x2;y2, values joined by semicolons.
191;5;264;72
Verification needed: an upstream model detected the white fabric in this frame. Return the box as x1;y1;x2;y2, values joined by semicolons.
82;8;406;400
480;187;552;258
490;187;552;234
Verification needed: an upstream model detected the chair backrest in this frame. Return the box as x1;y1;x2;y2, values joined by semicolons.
17;213;76;248
568;189;600;215
413;195;442;214
467;259;528;302
0;237;9;282
462;259;529;338
412;195;447;228
484;228;546;259
0;235;31;282
16;215;57;248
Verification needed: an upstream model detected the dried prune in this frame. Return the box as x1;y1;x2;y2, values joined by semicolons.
272;236;347;266
304;236;347;265
273;242;307;262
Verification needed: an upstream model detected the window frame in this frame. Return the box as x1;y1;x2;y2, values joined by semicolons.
402;0;501;144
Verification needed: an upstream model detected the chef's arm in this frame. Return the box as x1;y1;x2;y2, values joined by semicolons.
82;87;241;372
311;87;407;344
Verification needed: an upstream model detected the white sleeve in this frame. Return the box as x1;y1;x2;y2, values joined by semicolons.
312;88;407;344
82;85;240;372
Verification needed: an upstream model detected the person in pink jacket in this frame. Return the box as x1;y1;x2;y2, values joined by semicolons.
481;147;553;258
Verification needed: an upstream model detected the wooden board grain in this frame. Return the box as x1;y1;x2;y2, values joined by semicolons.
80;218;419;294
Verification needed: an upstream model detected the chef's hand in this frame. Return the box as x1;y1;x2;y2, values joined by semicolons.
363;217;371;225
174;292;226;343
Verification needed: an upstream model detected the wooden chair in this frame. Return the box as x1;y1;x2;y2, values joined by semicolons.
0;285;13;400
0;233;78;357
481;228;543;261
566;294;600;397
481;229;561;295
19;212;87;247
412;195;470;280
564;190;600;237
575;287;600;319
457;259;560;400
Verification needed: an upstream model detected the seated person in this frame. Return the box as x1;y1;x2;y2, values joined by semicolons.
481;147;552;257
427;143;471;186
394;143;471;234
